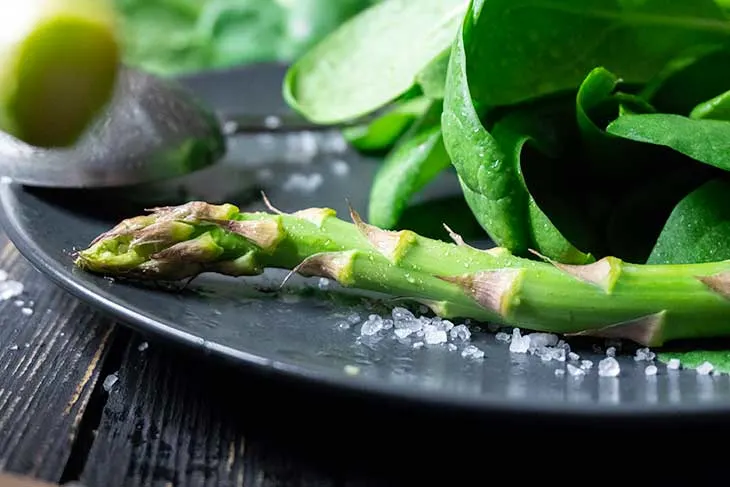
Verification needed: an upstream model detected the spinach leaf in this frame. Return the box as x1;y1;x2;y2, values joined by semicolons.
606;113;730;172
660;350;730;374
283;0;469;124
442;12;591;263
367;101;452;229
647;179;730;264
640;46;730;116
606;167;714;264
195;0;286;69
690;90;730;120
342;97;430;154
415;49;450;100
463;0;729;110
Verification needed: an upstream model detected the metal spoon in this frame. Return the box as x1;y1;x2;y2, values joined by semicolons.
0;66;356;189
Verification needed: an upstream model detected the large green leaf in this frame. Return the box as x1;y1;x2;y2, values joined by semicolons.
441;9;591;263
283;0;469;124
648;179;730;264
606;113;730;171
464;0;729;109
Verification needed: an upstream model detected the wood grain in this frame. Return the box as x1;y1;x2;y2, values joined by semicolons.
79;336;345;487
0;238;115;482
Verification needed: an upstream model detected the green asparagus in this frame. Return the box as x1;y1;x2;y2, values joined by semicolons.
75;199;730;348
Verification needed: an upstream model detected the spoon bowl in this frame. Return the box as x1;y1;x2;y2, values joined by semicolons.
0;67;227;189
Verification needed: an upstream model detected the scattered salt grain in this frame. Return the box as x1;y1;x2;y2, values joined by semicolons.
264;115;281;129
568;352;580;361
435;319;455;332
21;307;32;316
344;365;360;376
0;270;7;281
666;358;681;370
555;368;565;377
528;333;559;350
13;300;23;307
137;342;149;352
424;326;447;345
8;344;18;351
567;363;585;377
283;173;323;193
382;319;394;330
103;373;118;392
447;344;458;352
449;324;471;342
495;332;511;343
413;342;424;349
318;278;330;289
461;345;485;360
598;357;620;377
347;313;361;324
0;280;23;300
634;347;656;362
360;315;384;336
606;346;616;357
645;364;658;376
696;361;714;375
330;160;350;177
321;133;349;153
509;328;530;353
394;328;414;339
581;360;593;370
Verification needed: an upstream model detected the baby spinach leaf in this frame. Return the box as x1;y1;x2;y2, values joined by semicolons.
442;11;591;263
367;100;452;229
463;0;729;110
647;179;730;264
606;166;714;264
641;46;730;116
415;49;450;100
283;0;468;124
690;90;730;120
606;113;730;172
342;97;430;154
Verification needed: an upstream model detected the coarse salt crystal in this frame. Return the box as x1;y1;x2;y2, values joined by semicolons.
137;342;149;352
606;346;616;357
360;315;384;336
581;360;593;370
330;160;350;176
424;327;447;345
103;373;118;392
449;324;471;341
413;342;424;349
394;328;414;339
461;345;485;360
447;344;457;352
568;352;580;361
696;361;714;375
495;332;511;343
634;347;656;362
555;368;565;377
0;280;23;300
318;278;330;289
567;364;585;377
509;328;530;353
8;344;18;351
666;358;681;370
645;364;658;376
0;270;7;281
527;333;558;350
598;357;620;377
344;365;360;376
21;307;32;316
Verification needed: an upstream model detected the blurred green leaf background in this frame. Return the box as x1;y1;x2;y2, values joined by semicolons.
113;0;381;76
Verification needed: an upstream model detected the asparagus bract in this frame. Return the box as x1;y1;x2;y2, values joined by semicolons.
75;200;730;347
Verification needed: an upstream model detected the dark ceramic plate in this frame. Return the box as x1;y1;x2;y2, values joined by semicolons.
2;63;730;418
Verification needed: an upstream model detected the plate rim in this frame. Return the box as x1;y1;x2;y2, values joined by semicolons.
3;68;730;420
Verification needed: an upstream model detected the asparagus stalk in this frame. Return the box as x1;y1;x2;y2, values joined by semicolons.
75;199;730;347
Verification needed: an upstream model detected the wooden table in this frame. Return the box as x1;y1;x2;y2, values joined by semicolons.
0;226;725;486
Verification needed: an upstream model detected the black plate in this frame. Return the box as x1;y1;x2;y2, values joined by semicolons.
2;63;730;419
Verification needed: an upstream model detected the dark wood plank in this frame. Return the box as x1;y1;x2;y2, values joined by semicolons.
80;336;338;487
0;238;116;481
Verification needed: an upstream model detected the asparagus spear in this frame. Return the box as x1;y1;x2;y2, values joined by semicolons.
75;199;730;347
0;0;120;147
